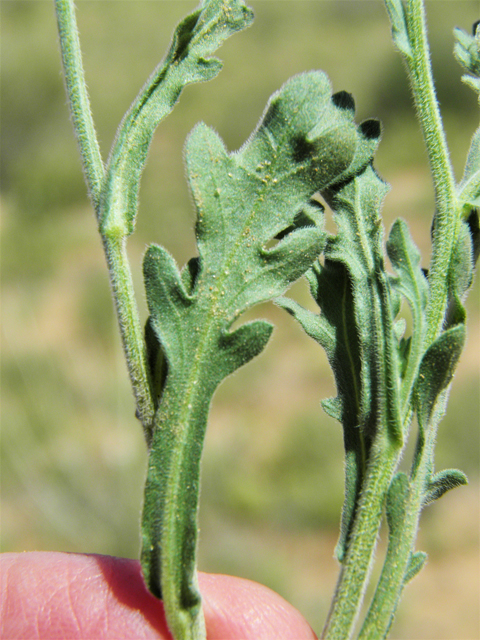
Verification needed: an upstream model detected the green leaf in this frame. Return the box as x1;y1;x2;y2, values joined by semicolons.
454;24;480;211
404;551;427;583
458;127;480;210
279;164;405;562
384;0;412;59
319;166;394;440
280;260;364;564
423;468;468;506
386;219;428;410
145;317;168;407
387;219;428;326
140;71;378;638
386;476;427;584
278;292;334;355
454;220;476;291
100;0;254;238
323;166;403;449
416;323;466;432
444;210;480;329
454;24;480;98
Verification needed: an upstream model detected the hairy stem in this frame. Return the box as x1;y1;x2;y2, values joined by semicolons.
102;235;155;439
55;0;155;437
357;473;424;639
141;370;212;640
353;4;467;637
54;0;104;213
403;0;459;343
322;441;400;640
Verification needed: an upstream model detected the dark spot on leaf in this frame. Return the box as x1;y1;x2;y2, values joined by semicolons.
332;91;355;112
473;19;480;36
359;119;381;140
292;135;317;163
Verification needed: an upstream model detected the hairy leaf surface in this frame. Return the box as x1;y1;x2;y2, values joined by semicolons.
416;323;466;433
384;0;412;59
140;71;379;638
455;23;480;211
454;23;480;98
423;468;468;506
386;472;409;537
279;162;408;561
100;0;254;238
443;214;479;328
386;219;428;412
404;551;427;584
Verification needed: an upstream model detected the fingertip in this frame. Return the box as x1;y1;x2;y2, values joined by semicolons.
200;572;318;640
0;553;318;640
0;552;171;639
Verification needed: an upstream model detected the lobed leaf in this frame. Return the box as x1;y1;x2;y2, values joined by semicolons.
141;71;379;637
387;219;428;325
100;0;254;238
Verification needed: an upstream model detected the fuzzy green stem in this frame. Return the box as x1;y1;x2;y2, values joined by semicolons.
141;370;212;640
322;440;400;640
357;428;433;639
54;0;104;213
403;0;459;343
55;0;155;437
357;505;420;638
354;4;464;636
102;234;155;440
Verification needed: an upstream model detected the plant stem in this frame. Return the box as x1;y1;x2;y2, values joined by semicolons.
403;0;459;343
322;440;400;640
102;234;155;440
54;0;104;213
55;0;155;438
357;484;422;639
141;366;212;640
357;419;440;640
354;3;465;636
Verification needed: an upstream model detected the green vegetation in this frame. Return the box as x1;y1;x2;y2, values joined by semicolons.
2;2;479;638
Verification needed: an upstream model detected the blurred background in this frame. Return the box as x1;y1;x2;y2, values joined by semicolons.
1;1;479;637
